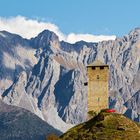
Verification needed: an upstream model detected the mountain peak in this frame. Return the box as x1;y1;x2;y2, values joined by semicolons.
39;29;58;36
129;27;140;38
30;29;59;49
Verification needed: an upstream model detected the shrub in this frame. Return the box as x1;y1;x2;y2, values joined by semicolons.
46;134;59;140
88;110;97;118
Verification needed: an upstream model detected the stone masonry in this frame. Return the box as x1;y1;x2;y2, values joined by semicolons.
87;60;109;113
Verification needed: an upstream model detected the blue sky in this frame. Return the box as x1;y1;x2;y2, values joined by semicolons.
0;0;140;39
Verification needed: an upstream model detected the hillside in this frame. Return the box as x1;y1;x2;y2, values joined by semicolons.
60;112;140;140
0;100;61;140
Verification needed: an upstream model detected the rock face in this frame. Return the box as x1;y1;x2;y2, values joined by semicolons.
60;112;140;140
0;100;61;140
1;28;140;132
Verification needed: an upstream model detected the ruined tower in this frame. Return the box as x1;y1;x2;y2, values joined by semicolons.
87;60;109;113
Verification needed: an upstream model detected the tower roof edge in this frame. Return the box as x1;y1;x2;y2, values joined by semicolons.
87;60;108;67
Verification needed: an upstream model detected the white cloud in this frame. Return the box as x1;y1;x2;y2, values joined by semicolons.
0;16;116;43
0;16;65;40
66;33;116;43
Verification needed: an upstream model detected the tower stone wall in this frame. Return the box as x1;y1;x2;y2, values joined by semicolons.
87;61;109;113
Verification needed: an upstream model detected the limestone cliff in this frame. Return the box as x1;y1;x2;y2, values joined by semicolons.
1;28;140;132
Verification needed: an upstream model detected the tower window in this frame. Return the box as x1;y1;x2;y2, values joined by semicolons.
100;66;104;69
97;75;99;79
92;66;95;70
84;82;88;86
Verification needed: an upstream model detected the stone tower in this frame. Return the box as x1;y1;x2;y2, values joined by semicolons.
87;60;109;113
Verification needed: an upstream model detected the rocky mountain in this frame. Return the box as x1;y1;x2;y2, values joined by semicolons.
0;28;140;132
60;111;140;140
0;100;61;140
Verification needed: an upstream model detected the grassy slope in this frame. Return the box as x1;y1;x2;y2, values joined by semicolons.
60;112;140;140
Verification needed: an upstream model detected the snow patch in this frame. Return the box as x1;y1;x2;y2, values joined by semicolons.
43;107;74;132
3;52;16;69
0;32;6;38
0;79;13;96
3;45;38;70
14;45;38;67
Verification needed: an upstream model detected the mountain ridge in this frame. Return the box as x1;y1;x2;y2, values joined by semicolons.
0;27;140;132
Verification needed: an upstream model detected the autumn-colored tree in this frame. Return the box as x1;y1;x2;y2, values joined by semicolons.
46;134;59;140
